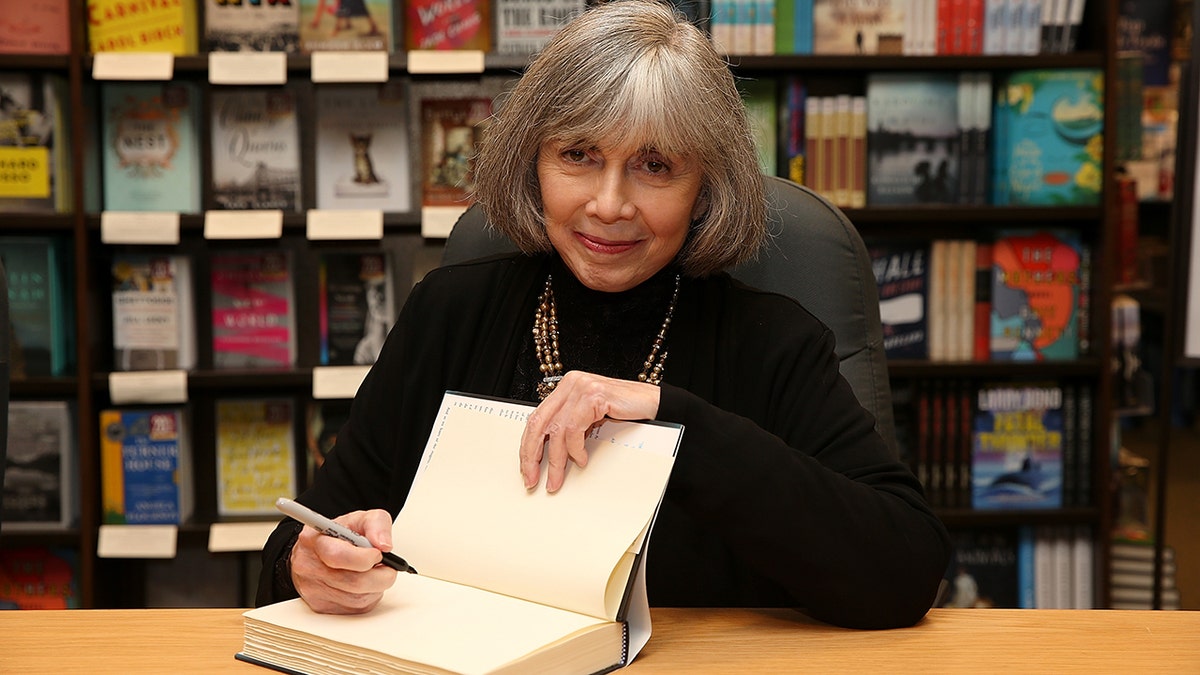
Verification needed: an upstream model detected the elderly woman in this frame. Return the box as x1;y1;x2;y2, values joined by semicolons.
258;0;950;630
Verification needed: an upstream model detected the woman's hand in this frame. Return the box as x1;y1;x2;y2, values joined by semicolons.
290;509;398;614
519;371;661;493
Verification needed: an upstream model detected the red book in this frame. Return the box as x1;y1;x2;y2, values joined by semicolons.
973;241;992;361
0;0;70;55
1115;173;1139;285
937;0;953;54
406;0;492;50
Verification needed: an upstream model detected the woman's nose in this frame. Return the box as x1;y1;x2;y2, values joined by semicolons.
587;169;636;223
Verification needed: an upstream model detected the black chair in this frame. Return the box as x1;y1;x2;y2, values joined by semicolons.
441;176;897;456
0;258;9;530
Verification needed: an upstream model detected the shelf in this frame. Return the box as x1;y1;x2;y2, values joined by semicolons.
92;369;316;392
0;527;83;546
0;214;76;232
0;54;71;69
729;52;1107;72
11;377;79;398
937;507;1099;528
888;358;1104;378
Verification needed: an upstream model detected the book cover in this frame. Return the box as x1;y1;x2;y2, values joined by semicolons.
318;251;395;366
940;528;1021;608
406;0;491;50
741;78;778;176
813;0;905;54
2;401;74;530
111;253;195;371
972;382;1064;509
0;72;68;213
215;398;297;517
494;0;582;54
210;88;302;211
0;547;79;609
1118;0;1171;86
0;236;74;378
990;229;1082;361
99;408;193;525
993;68;1103;206
315;82;412;212
101;81;202;213
0;0;70;54
300;0;391;51
866;72;962;205
869;240;929;359
420;96;492;208
783;77;807;185
304;400;351;484
205;0;300;52
87;0;199;54
210;250;297;369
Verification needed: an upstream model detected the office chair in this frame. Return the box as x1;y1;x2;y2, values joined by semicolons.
441;175;898;456
0;258;9;529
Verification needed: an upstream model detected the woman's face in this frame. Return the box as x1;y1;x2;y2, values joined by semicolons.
537;137;703;293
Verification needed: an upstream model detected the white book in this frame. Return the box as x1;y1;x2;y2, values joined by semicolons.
111;254;195;372
983;0;1008;54
1004;0;1026;53
1063;0;1085;52
1034;526;1055;608
1022;0;1044;54
754;0;775;54
314;81;412;213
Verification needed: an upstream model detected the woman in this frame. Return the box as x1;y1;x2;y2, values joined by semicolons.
258;0;951;630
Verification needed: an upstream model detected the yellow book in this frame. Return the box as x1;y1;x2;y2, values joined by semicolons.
87;0;199;55
216;398;297;517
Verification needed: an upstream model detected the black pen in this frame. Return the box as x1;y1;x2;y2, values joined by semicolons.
275;497;417;574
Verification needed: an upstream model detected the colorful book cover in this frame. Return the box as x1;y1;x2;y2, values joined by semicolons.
990;229;1082;361
494;0;581;54
304;400;351;484
420;96;491;207
315;82;412;212
210;88;302;211
318;251;395;366
741;78;778;176
939;529;1021;608
0;73;68;213
210;250;297;369
101;82;202;213
783;77;806;185
215;398;297;517
972;382;1064;509
111;253;195;371
300;0;391;51
0;236;74;377
406;0;491;50
869;240;929;359
99;408;192;525
813;0;905;54
0;0;70;54
205;0;300;52
0;547;79;609
993;68;1103;206
2;401;74;530
866;73;962;206
87;0;199;54
1118;0;1171;86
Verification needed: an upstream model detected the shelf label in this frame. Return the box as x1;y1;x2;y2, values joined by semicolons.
109;370;189;405
101;211;182;245
98;524;178;559
406;50;486;74
312;365;371;399
204;209;284;240
306;209;384;240
310;51;389;82
209;52;288;85
92;52;175;80
209;522;280;553
421;205;468;239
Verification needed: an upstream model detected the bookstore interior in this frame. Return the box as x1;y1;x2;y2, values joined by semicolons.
0;0;1197;622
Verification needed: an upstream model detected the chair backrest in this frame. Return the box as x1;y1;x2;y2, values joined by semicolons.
441;176;897;456
0;258;10;529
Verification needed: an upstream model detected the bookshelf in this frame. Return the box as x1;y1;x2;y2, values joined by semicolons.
0;0;1123;610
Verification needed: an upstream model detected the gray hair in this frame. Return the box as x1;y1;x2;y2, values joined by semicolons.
472;0;767;277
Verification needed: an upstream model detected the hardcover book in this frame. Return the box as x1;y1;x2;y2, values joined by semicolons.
205;0;300;52
318;251;395;366
0;236;74;378
99;407;193;525
2;401;75;530
990;229;1082;361
315;82;412;213
494;0;582;54
210;88;302;211
741;78;778;176
939;528;1021;608
405;0;491;50
216;398;297;517
304;400;351;483
813;0;905;54
111;253;196;371
866;72;962;206
0;72;69;213
210;250;297;369
299;0;391;51
87;0;199;54
972;382;1064;509
869;240;929;359
0;0;70;54
101;82;202;213
0;547;79;609
420;96;492;208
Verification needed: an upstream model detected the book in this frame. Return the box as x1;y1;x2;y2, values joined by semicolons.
314;82;412;213
87;0;199;54
101;82;202;213
494;0;582;54
813;0;905;54
205;0;300;52
299;0;391;51
318;251;395;366
303;400;351;484
111;253;196;371
972;382;1064;509
0;0;70;54
99;407;193;525
0;236;74;378
866;72;962;206
240;392;681;675
210;88;302;211
406;0;491;50
990;229;1082;361
742;78;778;176
420;96;492;208
0;546;79;609
869;240;930;359
940;528;1021;608
2;401;75;530
1118;0;1172;86
216;398;297;518
0;72;69;213
210;250;297;369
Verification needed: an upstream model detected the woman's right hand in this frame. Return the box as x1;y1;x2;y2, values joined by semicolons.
290;509;399;614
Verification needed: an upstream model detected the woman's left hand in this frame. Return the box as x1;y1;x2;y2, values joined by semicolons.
519;370;661;492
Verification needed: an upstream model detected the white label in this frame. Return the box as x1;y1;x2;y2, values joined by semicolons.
101;211;181;245
310;51;390;83
204;210;284;239
209;52;288;85
421;205;468;239
312;365;372;399
306;209;384;240
92;52;175;80
209;521;281;552
406;50;486;74
109;370;189;405
98;524;178;558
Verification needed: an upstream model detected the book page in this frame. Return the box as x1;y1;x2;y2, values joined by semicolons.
393;393;680;620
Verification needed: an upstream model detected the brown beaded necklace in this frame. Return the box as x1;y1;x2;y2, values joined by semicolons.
533;273;681;401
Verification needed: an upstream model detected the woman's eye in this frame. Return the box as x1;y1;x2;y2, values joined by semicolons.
644;158;671;174
563;149;587;162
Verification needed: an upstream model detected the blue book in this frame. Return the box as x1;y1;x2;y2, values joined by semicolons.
1017;526;1037;607
99;408;192;525
101;82;202;213
0;236;74;377
972;382;1065;510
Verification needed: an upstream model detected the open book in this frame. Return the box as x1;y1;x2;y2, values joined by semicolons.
238;392;682;675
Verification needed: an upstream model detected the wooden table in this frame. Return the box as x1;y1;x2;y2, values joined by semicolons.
2;607;1197;673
